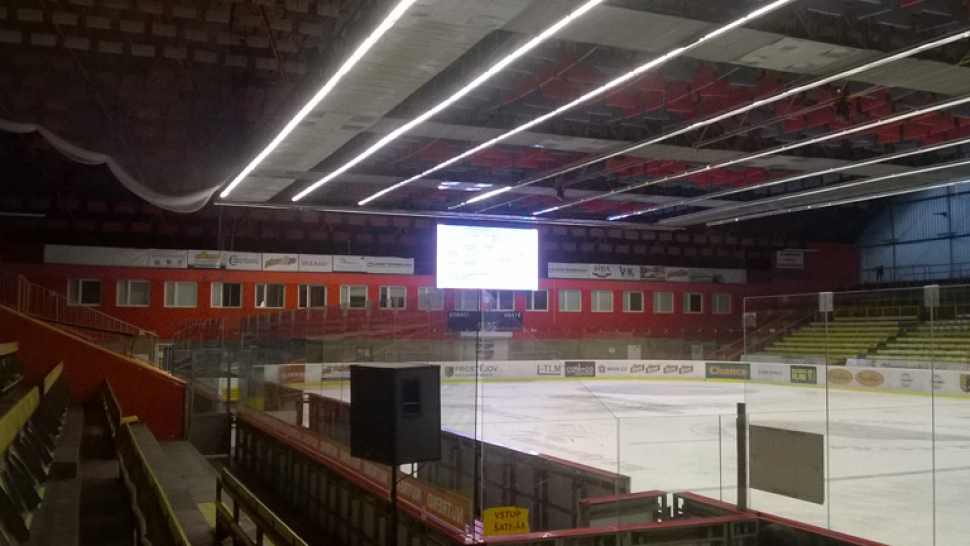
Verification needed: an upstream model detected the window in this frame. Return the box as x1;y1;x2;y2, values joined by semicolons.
455;290;480;311
591;290;613;312
654;292;674;314
380;286;407;309
713;293;732;315
68;279;101;306
418;287;444;310
684;293;703;314
484;290;514;311
525;290;548;311
340;285;368;309
298;284;327;308
211;282;242;308
164;282;197;308
256;283;285;308
623;291;644;313
116;280;150;307
558;289;581;312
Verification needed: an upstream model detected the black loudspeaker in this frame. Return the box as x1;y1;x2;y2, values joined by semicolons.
350;364;441;465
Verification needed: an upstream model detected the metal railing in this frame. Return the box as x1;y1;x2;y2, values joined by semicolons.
0;271;159;365
861;262;970;284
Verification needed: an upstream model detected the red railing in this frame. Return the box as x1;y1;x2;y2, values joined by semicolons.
0;271;160;365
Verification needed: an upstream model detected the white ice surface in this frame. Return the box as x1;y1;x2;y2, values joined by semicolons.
306;380;970;546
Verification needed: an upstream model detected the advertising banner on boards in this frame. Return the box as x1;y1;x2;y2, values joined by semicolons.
224;252;262;271
187;250;222;269
262;253;299;272
149;249;187;269
298;254;333;273
333;255;366;272
365;256;414;275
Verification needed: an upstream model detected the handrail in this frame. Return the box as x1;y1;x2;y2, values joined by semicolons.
102;382;192;546
216;468;308;546
0;270;159;365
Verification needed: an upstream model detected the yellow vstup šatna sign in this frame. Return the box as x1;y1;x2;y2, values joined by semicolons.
483;507;530;536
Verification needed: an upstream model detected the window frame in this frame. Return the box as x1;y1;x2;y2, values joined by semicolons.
67;278;102;307
591;290;613;313
653;291;674;314
379;286;408;310
713;293;732;315
211;282;243;308
455;290;480;312
525;290;549;312
623;291;644;313
116;279;151;307
298;284;328;309
558;289;581;312
417;287;444;311
255;283;286;309
340;285;368;310
684;292;704;314
485;290;515;311
164;281;197;308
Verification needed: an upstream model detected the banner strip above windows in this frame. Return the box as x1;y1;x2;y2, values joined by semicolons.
547;263;746;284
44;245;415;275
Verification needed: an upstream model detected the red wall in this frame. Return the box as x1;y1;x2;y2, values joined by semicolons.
2;248;860;341
0;305;185;440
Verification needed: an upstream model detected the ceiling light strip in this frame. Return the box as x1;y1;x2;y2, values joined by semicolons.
515;27;970;217
358;0;799;208
622;134;970;219
669;156;970;225
577;91;970;219
218;0;419;199
706;176;970;226
289;0;608;203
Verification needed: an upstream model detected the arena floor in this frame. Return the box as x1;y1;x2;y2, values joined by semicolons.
305;379;970;546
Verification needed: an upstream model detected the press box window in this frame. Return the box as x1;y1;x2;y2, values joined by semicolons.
340;285;368;309
164;282;197;308
380;286;407;309
525;290;548;311
116;280;150;307
623;291;644;313
653;292;674;314
418;287;444;310
256;283;285;308
484;290;514;311
558;289;581;312
298;284;327;308
68;279;101;306
592;290;613;312
455;290;479;311
684;293;703;314
211;282;242;308
713;293;732;315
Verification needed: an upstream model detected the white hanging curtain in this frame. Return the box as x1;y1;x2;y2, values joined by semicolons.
0;118;221;213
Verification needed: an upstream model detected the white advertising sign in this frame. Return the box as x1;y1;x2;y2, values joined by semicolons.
665;267;691;283
148;249;187;269
548;262;590;279
298;254;333;273
365;256;414;275
187;250;222;269
588;264;639;281
224;252;262;271
262;253;299;272
776;250;805;269
333;255;366;273
45;245;151;268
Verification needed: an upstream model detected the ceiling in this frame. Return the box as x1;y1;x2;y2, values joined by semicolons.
3;0;970;232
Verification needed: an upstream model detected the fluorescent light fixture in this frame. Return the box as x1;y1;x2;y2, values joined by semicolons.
516;27;970;217
549;90;970;219
286;0;608;203
702;158;970;225
707;179;968;226
614;133;970;220
363;0;798;208
218;0;419;199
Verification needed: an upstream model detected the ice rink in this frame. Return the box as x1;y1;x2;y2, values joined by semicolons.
307;379;970;546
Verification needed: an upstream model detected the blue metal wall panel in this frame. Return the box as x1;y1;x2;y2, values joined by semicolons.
894;240;950;267
861;246;893;270
857;208;892;246
893;198;948;243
